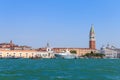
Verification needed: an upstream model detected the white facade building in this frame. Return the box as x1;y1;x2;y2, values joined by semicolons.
0;43;55;59
100;44;120;58
0;50;55;59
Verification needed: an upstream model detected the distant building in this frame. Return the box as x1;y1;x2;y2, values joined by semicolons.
53;24;97;56
0;50;54;59
0;41;54;58
100;44;120;58
0;40;32;50
115;49;120;58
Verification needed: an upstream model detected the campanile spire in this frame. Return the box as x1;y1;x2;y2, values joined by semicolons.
89;24;96;49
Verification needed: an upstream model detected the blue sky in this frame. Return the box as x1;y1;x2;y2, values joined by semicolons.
0;0;120;49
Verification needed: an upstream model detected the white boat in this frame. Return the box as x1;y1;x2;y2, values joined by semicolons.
55;49;76;59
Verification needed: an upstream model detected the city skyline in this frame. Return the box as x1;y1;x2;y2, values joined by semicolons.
0;0;120;49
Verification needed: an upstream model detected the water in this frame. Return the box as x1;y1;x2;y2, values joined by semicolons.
0;59;120;80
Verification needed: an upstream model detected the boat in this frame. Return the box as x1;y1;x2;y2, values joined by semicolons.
55;49;76;59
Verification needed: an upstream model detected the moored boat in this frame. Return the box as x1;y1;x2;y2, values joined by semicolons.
55;49;76;59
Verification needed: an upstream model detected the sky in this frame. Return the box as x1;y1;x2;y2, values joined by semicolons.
0;0;120;49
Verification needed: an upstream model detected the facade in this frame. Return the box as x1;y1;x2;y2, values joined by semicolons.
53;48;96;56
115;49;120;58
53;25;97;56
0;50;54;59
0;41;54;59
100;44;120;58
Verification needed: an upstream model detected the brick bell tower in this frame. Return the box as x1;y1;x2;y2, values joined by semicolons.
89;24;96;49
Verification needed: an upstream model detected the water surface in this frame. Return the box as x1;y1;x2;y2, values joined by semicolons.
0;59;120;80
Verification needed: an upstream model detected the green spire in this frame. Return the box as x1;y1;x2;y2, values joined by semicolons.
90;24;95;34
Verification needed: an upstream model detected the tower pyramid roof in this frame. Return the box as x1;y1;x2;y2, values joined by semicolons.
90;24;95;34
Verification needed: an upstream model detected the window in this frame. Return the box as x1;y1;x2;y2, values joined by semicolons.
0;55;2;58
20;53;22;57
48;53;50;56
32;53;34;57
13;53;16;55
26;53;28;58
7;53;9;57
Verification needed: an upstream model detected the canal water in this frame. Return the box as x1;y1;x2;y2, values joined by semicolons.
0;59;120;80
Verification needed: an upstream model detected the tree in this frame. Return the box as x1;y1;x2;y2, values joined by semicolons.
82;52;105;58
70;50;77;54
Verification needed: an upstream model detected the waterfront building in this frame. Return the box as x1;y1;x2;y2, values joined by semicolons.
0;41;54;58
100;44;120;58
115;49;120;58
53;24;97;56
0;50;54;59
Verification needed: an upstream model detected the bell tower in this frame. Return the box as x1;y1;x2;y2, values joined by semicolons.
89;24;96;49
46;42;51;52
10;40;14;50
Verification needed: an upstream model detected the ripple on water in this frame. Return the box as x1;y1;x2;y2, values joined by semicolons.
0;59;120;80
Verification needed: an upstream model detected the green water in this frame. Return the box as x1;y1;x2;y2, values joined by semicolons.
0;59;120;80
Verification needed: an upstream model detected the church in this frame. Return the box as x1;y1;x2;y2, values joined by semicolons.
53;24;97;56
